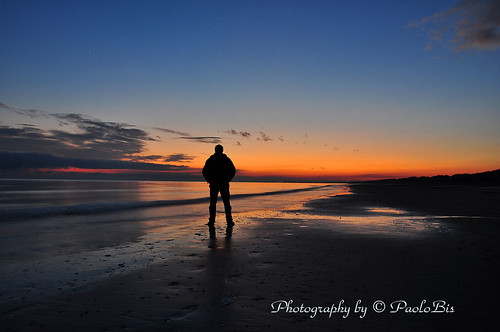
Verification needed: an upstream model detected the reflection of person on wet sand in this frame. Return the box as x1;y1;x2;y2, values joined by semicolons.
202;145;236;236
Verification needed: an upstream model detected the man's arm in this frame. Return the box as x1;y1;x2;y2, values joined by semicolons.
202;160;212;183
227;158;236;182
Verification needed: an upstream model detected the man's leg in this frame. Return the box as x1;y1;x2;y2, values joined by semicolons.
208;184;219;225
220;183;233;225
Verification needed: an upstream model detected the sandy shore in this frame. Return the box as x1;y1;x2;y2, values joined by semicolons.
1;183;499;331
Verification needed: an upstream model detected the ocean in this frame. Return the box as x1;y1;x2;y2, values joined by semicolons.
0;179;340;222
0;179;343;308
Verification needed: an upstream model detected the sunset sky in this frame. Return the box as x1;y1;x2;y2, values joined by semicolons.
1;0;499;181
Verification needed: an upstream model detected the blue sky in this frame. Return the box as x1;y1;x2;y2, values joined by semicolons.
2;1;465;108
1;0;499;180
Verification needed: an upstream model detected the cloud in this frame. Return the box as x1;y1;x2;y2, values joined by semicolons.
0;102;48;118
0;103;202;178
223;129;238;135
123;155;165;162
257;131;272;142
153;127;191;136
123;153;194;164
15;123;37;127
0;103;11;110
155;126;222;144
1;102;218;179
0;151;187;171
410;0;500;51
0;109;158;159
0;124;70;155
50;113;157;159
223;129;251;138
177;136;222;144
164;153;195;162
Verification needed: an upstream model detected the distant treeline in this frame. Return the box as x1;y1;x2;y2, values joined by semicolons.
373;169;500;185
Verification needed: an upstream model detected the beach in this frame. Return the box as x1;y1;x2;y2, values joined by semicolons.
1;181;499;331
3;0;500;331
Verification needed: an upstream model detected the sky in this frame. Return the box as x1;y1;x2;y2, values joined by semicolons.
1;0;499;181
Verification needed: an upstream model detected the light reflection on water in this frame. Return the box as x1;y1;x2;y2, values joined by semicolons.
242;195;449;237
0;179;336;209
281;212;445;236
365;207;407;215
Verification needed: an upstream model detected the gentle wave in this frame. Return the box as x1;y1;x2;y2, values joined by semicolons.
0;185;333;222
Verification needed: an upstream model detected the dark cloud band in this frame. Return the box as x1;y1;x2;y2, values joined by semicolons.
0;151;187;171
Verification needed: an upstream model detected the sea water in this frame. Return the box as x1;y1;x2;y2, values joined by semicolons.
0;179;341;309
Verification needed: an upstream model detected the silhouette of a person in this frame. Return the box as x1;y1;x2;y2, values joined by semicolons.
202;145;236;229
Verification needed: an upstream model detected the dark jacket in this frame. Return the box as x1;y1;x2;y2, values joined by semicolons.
202;152;236;184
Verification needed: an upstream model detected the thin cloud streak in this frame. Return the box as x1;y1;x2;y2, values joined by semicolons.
124;155;165;162
153;127;191;137
177;136;222;144
0;102;49;119
155;126;222;144
164;153;195;162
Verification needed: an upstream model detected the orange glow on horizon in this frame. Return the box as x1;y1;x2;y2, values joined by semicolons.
143;124;500;182
35;159;498;181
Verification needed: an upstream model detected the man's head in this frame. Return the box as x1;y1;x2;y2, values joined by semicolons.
215;144;224;154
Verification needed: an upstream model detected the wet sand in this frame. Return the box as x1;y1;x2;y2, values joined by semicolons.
1;183;499;331
337;182;500;218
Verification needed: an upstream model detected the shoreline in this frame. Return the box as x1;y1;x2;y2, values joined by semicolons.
308;181;500;217
351;182;500;218
1;183;498;331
